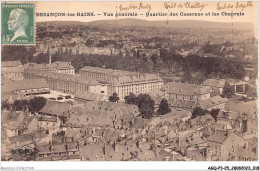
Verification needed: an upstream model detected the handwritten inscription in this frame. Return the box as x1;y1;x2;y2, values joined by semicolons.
217;1;253;11
164;2;208;11
119;3;151;13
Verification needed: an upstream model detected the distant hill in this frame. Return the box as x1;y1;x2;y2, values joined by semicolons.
38;19;254;30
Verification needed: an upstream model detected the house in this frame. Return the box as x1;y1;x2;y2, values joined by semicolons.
36;142;81;161
38;101;71;124
200;114;215;127
198;95;228;111
161;82;212;101
25;61;75;75
217;111;240;129
74;91;108;103
1;61;24;83
202;79;226;95
81;143;106;161
153;97;199;111
206;130;248;161
157;109;192;123
2;79;50;96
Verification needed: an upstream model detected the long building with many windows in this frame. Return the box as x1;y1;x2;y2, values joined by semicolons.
24;69;107;95
25;61;75;75
79;66;164;100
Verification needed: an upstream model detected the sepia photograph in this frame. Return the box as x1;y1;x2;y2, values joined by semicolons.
1;1;259;170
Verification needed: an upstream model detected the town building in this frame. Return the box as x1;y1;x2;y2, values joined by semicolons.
79;66;164;100
161;82;212;101
74;91;108;103
206;130;248;161
2;61;24;83
202;79;226;95
198;95;228;111
25;61;75;75
38;101;72;124
2;79;50;96
24;69;107;95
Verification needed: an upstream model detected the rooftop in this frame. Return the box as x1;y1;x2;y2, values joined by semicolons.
207;130;227;144
75;91;107;101
2;61;22;67
3;79;49;92
161;82;212;96
39;101;71;117
199;95;228;110
26;61;74;70
24;69;99;85
202;79;226;88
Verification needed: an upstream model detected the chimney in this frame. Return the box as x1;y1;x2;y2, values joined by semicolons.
49;53;52;64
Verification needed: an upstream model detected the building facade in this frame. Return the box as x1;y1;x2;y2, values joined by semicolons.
2;79;50;96
79;66;164;100
161;82;212;101
202;79;226;95
25;61;75;75
2;61;24;83
24;69;107;95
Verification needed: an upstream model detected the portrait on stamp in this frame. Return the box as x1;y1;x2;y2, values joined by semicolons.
1;3;35;45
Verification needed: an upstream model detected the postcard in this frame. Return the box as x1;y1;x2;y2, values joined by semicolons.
1;1;259;170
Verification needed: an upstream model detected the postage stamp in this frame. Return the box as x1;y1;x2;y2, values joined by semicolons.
1;2;35;45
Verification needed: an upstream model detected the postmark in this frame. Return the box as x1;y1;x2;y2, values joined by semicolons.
1;2;35;45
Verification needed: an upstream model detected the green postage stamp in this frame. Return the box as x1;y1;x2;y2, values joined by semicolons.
1;2;35;45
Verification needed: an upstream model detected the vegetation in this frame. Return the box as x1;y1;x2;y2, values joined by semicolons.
1;97;47;113
157;99;171;115
210;108;221;122
2;45;247;82
108;92;120;103
124;93;137;104
191;107;220;121
222;82;235;98
191;107;207;119
124;93;155;119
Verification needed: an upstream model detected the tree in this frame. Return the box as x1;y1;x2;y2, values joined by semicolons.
210;108;220;122
12;100;29;111
157;99;171;115
136;94;155;119
222;82;235;98
109;92;120;102
28;97;47;113
1;100;11;110
191;107;206;119
124;93;137;104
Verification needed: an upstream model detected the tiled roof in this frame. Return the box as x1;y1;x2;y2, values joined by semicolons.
26;61;74;70
52;144;67;153
233;146;257;160
8;133;34;144
154;97;198;110
80;66;163;86
80;66;140;76
24;69;99;85
207;130;227;144
217;111;239;120
161;82;212;96
199;95;228;110
37;144;50;154
3;79;49;92
202;79;226;88
187;150;206;161
2;111;25;130
75;91;107;101
2;61;22;67
39;101;71;116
